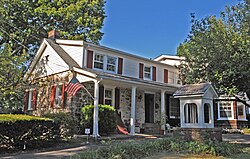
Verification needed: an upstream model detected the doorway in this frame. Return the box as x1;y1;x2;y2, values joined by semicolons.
145;93;155;123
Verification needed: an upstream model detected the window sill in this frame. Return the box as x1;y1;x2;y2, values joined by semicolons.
217;118;235;121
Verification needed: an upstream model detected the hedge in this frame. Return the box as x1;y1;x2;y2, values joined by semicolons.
0;114;60;151
71;138;241;159
81;105;116;135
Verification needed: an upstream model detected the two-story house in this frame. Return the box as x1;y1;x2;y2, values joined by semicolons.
24;31;248;137
24;30;182;136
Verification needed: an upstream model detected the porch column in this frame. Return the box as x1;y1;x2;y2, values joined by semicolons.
161;90;166;133
130;86;137;136
93;80;99;138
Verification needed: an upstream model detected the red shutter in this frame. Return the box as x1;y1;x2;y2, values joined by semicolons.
87;50;93;68
61;84;65;107
152;66;156;81
24;92;29;112
32;90;37;110
50;86;56;108
139;63;144;79
99;85;104;104
118;57;123;75
233;101;237;119
115;88;120;109
164;69;168;83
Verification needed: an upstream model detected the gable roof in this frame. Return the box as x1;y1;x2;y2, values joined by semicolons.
24;39;80;81
45;39;80;68
173;83;217;97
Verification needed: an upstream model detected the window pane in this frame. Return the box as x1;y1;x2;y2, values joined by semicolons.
95;54;104;62
94;62;103;69
107;57;116;65
144;66;151;79
169;96;180;118
105;90;112;98
107;65;115;72
105;99;112;105
238;105;244;116
219;101;233;118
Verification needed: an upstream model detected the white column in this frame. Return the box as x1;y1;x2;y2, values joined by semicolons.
130;86;136;136
161;90;166;132
93;80;99;138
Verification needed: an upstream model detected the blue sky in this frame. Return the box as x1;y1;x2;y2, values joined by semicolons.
100;0;239;59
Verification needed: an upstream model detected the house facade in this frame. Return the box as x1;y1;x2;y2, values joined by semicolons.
24;31;248;137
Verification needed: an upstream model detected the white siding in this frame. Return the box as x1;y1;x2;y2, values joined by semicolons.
33;45;69;77
123;58;139;78
60;45;83;67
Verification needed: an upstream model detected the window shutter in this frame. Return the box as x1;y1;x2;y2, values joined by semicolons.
214;101;218;120
115;88;120;109
32;89;37;110
233;101;237;119
139;63;144;79
50;86;56;108
164;69;168;83
61;84;65;107
118;57;123;75
99;85;104;104
87;50;93;68
24;92;29;112
152;66;156;81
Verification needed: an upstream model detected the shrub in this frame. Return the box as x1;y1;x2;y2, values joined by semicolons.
71;137;241;159
81;105;116;135
42;112;78;139
0;114;60;151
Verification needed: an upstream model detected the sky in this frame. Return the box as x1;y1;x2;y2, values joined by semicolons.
100;0;240;59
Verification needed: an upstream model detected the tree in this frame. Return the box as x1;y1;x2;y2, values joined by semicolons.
0;0;106;111
0;0;106;56
0;44;26;113
177;0;250;97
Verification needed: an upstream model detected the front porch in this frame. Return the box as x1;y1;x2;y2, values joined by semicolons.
72;67;180;136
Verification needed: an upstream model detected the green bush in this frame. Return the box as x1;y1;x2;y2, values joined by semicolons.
0;114;60;151
72;138;241;159
42;112;78;139
81;105;116;135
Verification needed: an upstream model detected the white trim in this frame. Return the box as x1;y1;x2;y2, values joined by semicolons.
218;101;234;120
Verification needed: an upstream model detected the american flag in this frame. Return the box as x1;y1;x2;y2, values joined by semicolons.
65;76;85;96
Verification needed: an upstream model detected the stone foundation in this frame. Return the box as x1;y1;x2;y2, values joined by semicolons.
173;128;222;141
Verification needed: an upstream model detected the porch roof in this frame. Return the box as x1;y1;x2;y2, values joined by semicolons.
173;83;216;97
73;67;180;92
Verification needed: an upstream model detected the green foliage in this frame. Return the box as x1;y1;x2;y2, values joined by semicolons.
0;114;61;151
177;0;250;96
81;105;116;135
72;138;241;159
42;112;78;139
0;44;27;113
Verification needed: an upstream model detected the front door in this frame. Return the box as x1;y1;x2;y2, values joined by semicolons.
145;93;155;123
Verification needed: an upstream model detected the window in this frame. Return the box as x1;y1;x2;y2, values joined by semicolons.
219;101;233;118
104;89;113;105
55;85;63;106
144;66;151;79
204;103;211;123
168;71;174;84
94;54;104;69
107;56;116;72
237;102;246;119
184;103;198;123
28;91;33;110
93;53;117;72
169;96;180;119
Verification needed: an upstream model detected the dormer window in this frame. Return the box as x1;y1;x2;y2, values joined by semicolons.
94;54;104;69
144;66;151;79
107;56;116;72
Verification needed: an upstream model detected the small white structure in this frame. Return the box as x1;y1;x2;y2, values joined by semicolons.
173;83;218;128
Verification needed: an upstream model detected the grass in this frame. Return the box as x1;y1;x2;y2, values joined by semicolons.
0;114;51;122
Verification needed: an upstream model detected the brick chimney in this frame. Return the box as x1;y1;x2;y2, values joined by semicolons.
48;30;60;39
